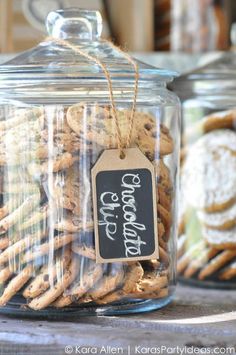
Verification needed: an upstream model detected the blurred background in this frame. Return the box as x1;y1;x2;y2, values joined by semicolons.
0;0;235;72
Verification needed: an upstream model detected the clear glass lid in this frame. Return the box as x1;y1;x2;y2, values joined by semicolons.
175;52;236;82
171;51;236;96
0;8;177;84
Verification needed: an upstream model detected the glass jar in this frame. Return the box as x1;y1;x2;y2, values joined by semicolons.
0;9;180;318
172;53;236;289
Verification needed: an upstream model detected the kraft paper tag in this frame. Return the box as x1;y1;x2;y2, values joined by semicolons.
91;148;159;263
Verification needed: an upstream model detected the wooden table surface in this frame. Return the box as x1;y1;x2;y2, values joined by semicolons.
0;284;235;355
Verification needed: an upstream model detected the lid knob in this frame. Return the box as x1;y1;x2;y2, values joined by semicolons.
46;8;102;41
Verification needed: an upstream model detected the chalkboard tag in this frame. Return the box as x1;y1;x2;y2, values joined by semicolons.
91;148;159;263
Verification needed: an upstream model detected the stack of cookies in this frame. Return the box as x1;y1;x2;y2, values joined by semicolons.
0;103;175;310
178;109;236;283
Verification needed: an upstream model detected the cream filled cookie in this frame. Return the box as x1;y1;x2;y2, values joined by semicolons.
202;225;236;249
182;130;236;212
197;203;236;230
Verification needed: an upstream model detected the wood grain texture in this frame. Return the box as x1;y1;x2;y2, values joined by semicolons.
0;285;235;354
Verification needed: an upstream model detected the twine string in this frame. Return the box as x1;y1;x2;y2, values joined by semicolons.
45;36;139;158
103;40;139;150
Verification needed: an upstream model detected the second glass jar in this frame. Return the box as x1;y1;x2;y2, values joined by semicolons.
172;52;236;288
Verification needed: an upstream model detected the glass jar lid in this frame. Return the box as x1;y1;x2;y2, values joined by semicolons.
171;51;236;97
0;8;177;86
180;52;236;81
